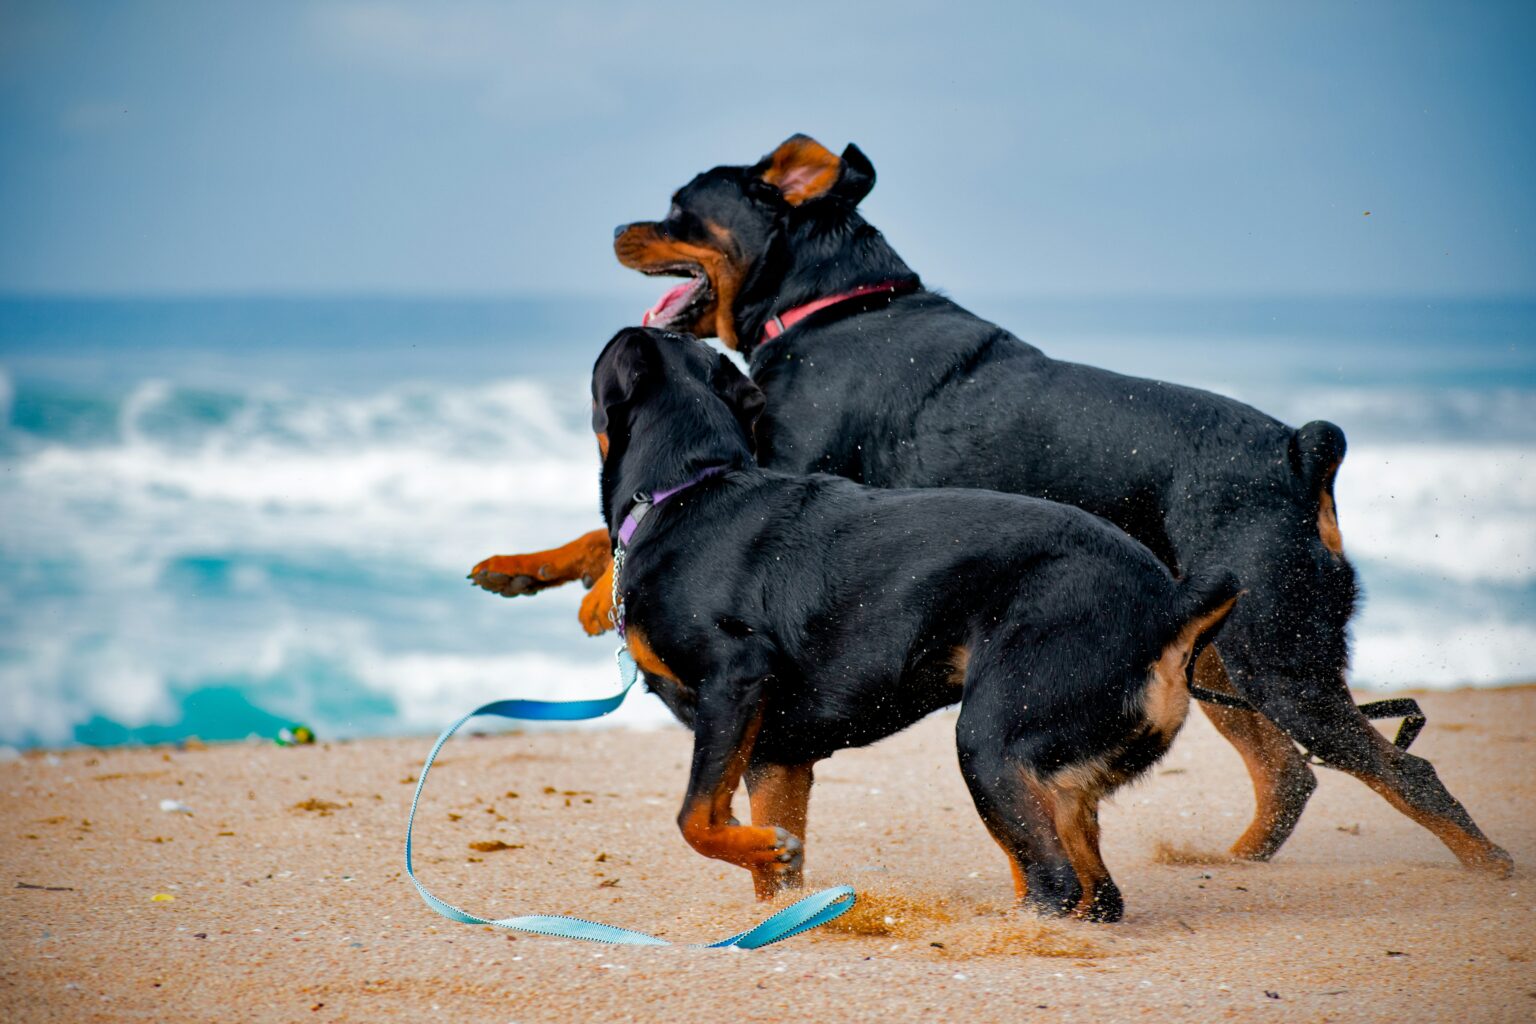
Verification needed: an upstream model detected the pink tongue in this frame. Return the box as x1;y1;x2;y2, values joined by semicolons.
642;279;698;327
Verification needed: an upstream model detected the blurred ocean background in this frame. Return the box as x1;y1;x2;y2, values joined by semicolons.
1;293;1531;749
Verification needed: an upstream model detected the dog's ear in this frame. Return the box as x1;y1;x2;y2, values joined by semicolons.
756;134;844;206
1289;420;1347;501
711;353;766;441
829;143;875;206
592;329;654;437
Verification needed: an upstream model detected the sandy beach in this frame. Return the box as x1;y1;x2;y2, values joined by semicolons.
3;685;1532;1023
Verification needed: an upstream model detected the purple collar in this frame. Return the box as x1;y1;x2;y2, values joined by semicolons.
616;465;729;548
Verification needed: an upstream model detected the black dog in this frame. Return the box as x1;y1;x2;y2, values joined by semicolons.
474;135;1508;876
595;325;1240;920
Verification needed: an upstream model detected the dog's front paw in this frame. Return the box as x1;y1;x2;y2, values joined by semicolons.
768;826;805;870
579;570;616;635
735;825;805;902
1464;843;1514;878
463;555;595;595
468;554;583;597
1021;862;1083;919
702;823;803;869
751;826;806;900
1073;878;1124;923
467;529;613;599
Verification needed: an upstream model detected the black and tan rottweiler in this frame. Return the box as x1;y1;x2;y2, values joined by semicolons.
473;135;1509;877
594;325;1240;920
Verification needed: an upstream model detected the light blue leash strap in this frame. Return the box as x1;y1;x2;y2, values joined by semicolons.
404;646;856;949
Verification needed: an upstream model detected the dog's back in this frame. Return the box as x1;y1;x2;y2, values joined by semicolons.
753;290;1298;563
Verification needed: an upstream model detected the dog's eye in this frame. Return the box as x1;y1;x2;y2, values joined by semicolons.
665;207;705;241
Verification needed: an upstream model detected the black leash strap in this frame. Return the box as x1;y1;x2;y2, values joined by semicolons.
1187;687;1428;755
1187;685;1252;710
1354;697;1427;752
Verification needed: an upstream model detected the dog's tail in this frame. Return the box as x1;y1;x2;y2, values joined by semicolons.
1137;567;1244;754
1167;567;1243;667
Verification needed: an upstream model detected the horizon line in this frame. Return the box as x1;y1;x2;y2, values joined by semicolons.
2;287;1534;305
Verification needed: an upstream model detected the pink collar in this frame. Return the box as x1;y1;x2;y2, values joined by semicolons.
759;280;915;347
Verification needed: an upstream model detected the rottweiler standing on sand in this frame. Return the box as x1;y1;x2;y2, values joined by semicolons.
591;325;1240;920
473;136;1509;879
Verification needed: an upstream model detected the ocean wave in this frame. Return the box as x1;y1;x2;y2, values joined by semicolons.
0;603;668;748
5;375;604;576
1276;387;1536;443
1338;443;1535;584
1351;619;1536;689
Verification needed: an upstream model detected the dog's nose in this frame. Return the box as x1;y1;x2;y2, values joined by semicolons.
613;223;629;241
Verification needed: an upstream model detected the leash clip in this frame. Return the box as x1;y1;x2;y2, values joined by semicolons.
627;492;653;532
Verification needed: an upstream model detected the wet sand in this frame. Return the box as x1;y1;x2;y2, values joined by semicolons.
3;685;1533;1022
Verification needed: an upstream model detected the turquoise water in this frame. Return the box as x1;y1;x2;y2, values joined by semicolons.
2;294;1533;749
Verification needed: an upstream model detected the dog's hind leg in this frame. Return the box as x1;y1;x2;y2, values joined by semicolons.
1262;688;1513;876
955;689;1082;918
1194;648;1317;861
1043;775;1123;922
746;760;815;897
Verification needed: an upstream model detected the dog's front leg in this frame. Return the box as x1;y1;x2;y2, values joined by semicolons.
745;760;814;898
677;677;804;900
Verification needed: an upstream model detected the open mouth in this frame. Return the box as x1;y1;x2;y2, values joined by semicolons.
641;267;712;329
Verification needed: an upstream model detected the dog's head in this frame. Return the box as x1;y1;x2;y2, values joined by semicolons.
591;327;765;500
613;135;879;350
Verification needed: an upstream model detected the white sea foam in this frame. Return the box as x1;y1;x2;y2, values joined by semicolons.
1337;443;1535;585
352;647;677;731
1352;618;1536;689
9;375;602;575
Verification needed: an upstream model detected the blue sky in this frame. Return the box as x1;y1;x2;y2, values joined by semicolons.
1;1;1532;297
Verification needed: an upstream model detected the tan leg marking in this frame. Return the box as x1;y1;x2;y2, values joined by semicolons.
1342;740;1513;876
1193;648;1316;861
1045;778;1111;919
988;831;1030;903
579;563;616;636
746;762;814;898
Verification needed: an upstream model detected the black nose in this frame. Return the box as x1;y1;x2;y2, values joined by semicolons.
613;223;629;240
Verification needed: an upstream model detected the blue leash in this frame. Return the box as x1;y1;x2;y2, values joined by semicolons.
404;646;856;948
